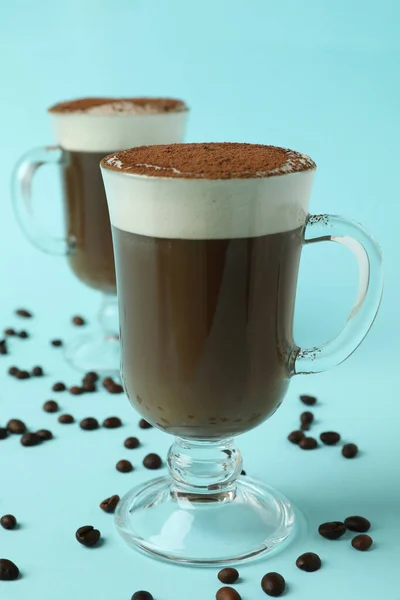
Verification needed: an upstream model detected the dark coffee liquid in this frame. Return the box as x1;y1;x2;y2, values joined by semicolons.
113;226;303;439
62;151;116;294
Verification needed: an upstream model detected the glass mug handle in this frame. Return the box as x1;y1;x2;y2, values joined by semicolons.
11;146;69;255
291;214;383;375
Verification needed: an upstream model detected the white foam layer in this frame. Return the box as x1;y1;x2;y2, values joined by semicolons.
101;169;315;239
50;111;189;152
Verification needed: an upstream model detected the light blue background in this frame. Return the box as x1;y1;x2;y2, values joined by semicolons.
0;1;399;598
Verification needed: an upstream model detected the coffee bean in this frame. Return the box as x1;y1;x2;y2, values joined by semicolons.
58;414;74;424
75;525;100;547
21;432;42;447
139;419;152;429
216;586;241;600
16;309;32;318
143;453;162;470
15;370;30;380
84;371;99;383
131;592;153;600
318;521;346;540
124;437;140;449
296;552;321;572
0;428;8;440
300;394;317;406
0;515;17;530
8;366;18;376
342;443;358;458
18;331;29;339
102;416;122;429
300;423;310;431
261;572;286;597
102;377;114;389
351;534;373;551
288;430;305;444
72;315;86;326
218;568;239;584
80;417;99;431
344;516;371;533
51;339;63;347
32;366;44;377
299;437;318;450
43;400;59;413
52;382;66;392
320;431;341;445
0;339;7;354
108;383;123;394
0;558;19;580
35;429;53;441
69;386;84;395
7;419;27;434
100;494;120;513
301;411;314;425
241;469;246;475
4;328;16;336
82;381;96;392
116;459;133;473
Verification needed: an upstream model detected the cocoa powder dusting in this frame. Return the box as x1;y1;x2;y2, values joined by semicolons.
101;142;316;180
48;97;187;114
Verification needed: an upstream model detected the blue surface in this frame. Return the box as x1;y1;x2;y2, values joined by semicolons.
0;0;399;598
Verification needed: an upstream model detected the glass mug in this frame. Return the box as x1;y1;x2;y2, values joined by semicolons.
100;142;383;565
12;97;189;373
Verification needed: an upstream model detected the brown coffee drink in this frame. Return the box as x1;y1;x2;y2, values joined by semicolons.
101;143;316;439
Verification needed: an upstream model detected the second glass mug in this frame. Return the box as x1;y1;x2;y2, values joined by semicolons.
12;97;189;373
101;142;383;565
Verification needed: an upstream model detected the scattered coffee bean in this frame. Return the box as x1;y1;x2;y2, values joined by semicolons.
131;592;153;600
15;370;30;380
301;411;314;425
51;339;63;347
7;419;27;434
342;443;358;458
52;382;66;392
351;534;373;551
288;430;305;444
108;383;123;394
103;416;122;429
72;315;85;326
82;381;96;392
0;558;19;580
32;366;44;377
58;414;74;424
102;377;114;389
116;459;133;473
21;432;42;447
139;419;152;429
241;469;246;476
216;586;241;600
100;494;120;513
296;552;321;572
8;366;18;376
35;429;53;441
344;516;371;533
69;386;84;395
143;453;162;470
43;400;59;413
84;371;99;383
0;515;17;530
300;394;317;406
261;572;286;597
218;568;239;584
0;339;7;354
80;417;99;431
318;521;346;540
4;328;16;336
16;309;32;318
18;331;29;339
320;431;341;445
124;437;140;449
75;525;101;547
299;437;318;450
0;428;8;440
300;422;310;431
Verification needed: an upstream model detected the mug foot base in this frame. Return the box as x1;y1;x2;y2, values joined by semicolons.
64;332;120;374
115;475;294;565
